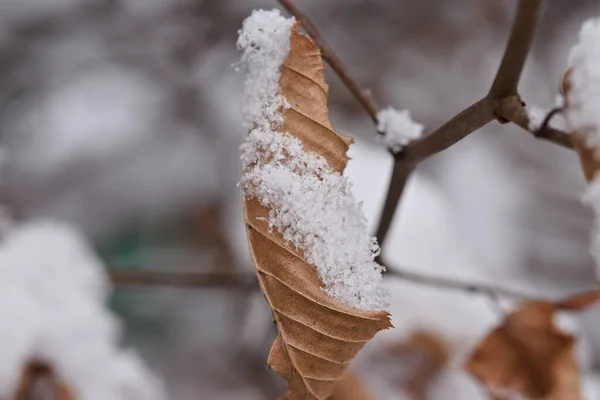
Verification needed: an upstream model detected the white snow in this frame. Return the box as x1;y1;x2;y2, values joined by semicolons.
0;221;166;400
376;107;424;153
566;18;600;152
527;105;548;131
236;9;387;310
567;17;600;281
15;66;166;174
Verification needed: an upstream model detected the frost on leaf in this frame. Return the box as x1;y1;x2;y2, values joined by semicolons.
465;302;581;400
0;221;166;400
565;17;600;281
237;9;391;400
376;107;424;153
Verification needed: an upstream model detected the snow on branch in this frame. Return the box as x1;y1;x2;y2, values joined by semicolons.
236;9;387;310
377;107;424;153
566;18;600;151
566;17;600;280
0;221;165;400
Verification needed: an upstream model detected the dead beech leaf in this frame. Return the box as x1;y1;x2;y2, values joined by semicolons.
388;331;449;399
556;288;600;311
330;371;375;400
14;361;74;400
465;301;580;400
243;25;391;400
571;133;600;182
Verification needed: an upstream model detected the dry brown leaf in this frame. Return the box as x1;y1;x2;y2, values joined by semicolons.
465;301;581;400
329;371;375;400
388;331;449;399
243;25;391;400
14;361;74;400
556;288;600;311
571;132;600;182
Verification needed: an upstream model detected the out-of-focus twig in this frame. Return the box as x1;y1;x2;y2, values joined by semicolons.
384;262;533;300
110;266;599;313
277;0;379;123
384;260;599;305
110;270;256;289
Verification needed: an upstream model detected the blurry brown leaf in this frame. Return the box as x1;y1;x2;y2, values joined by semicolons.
465;301;580;400
330;371;375;400
243;25;391;400
15;361;74;400
571;133;600;182
388;331;449;399
556;288;600;311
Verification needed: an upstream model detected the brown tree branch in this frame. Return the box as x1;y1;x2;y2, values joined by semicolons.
277;0;379;123
401;97;495;163
109;270;255;289
374;0;546;245
488;0;544;100
374;98;494;245
494;96;573;148
375;162;414;250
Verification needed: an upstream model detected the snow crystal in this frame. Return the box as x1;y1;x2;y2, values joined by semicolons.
236;9;387;311
0;221;166;400
566;17;600;152
376;107;424;153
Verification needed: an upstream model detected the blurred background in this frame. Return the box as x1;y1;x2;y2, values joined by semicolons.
1;0;599;398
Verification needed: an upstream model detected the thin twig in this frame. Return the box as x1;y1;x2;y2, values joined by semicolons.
374;0;546;245
277;0;379;123
384;261;599;306
401;97;495;163
374;98;494;245
375;162;414;250
110;270;256;289
488;0;544;100
494;96;573;148
384;263;532;300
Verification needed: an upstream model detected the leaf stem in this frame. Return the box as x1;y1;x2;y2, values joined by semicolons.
277;0;379;123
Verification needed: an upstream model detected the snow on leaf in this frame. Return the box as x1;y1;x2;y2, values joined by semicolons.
237;9;391;400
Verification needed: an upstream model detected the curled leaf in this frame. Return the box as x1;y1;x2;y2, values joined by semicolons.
241;22;391;400
465;301;580;400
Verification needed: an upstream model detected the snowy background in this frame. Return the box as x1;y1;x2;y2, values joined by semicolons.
1;0;600;398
